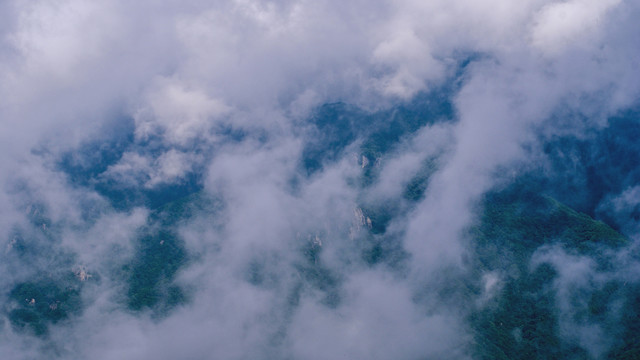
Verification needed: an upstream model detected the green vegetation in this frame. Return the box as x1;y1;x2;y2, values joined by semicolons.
354;157;438;267
607;284;640;359
469;184;628;359
360;91;453;163
295;236;341;308
468;263;592;360
125;229;187;312
402;158;439;202
302;103;366;175
302;89;454;180
474;186;625;270
4;204;91;337
123;191;218;314
8;275;84;336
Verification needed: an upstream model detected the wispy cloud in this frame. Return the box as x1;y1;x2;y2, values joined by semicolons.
0;0;639;358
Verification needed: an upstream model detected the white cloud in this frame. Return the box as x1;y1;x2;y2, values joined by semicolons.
134;80;230;146
0;0;639;358
531;0;622;55
531;246;620;359
288;271;470;360
103;149;200;188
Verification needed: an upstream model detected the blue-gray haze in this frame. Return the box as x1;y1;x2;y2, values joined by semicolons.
0;1;639;359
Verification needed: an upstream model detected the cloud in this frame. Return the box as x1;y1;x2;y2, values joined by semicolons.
287;271;470;360
528;244;640;359
134;80;230;146
103;149;201;189
0;0;639;358
531;0;622;56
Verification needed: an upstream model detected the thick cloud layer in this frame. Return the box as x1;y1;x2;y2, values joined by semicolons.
0;0;639;359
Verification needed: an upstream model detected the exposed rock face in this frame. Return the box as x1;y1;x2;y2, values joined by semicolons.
73;266;92;282
350;207;373;239
312;235;322;247
361;155;369;169
6;237;17;253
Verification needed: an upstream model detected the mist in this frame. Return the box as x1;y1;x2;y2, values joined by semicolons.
0;0;639;359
